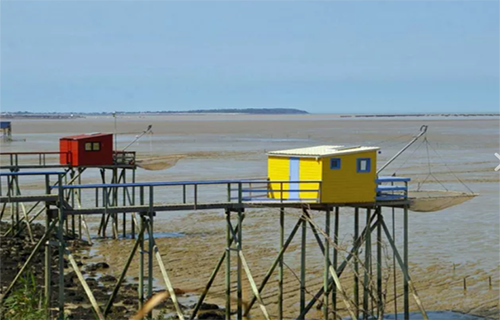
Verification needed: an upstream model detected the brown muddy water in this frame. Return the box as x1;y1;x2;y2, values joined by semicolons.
1;115;499;319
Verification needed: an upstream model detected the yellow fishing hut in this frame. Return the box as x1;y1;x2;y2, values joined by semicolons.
267;145;379;203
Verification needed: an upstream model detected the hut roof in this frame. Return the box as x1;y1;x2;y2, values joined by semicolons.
267;145;379;158
61;133;111;140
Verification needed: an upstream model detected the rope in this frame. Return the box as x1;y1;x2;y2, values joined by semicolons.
392;138;426;175
149;131;153;157
430;173;449;192
425;139;475;194
390;134;473;195
417;138;449;192
425;138;432;176
417;173;431;191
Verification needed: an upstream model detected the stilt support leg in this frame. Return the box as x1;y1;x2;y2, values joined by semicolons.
363;208;371;320
278;207;284;320
225;209;231;320
354;207;360;319
404;205;409;320
299;208;307;319
323;206;331;320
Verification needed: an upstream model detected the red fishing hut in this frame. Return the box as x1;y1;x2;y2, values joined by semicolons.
59;133;113;166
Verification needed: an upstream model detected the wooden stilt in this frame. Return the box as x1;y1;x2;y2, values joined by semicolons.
278;207;284;320
225;209;231;320
332;206;339;315
323;206;331;320
363;208;371;320
354;207;360;319
299;208;307;319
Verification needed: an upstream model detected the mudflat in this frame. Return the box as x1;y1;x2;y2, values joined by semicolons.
1;115;498;319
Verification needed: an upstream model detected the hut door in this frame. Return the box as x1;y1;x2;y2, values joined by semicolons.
289;157;300;200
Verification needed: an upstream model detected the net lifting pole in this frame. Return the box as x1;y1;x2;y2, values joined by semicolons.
122;125;153;151
377;125;428;174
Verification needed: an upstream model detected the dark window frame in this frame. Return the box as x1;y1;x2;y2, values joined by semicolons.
330;158;341;169
84;141;102;152
357;158;371;173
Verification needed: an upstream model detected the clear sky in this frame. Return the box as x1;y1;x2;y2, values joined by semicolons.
1;1;498;114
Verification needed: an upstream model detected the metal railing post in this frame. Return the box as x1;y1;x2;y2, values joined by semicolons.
238;182;242;204
44;173;52;317
318;182;322;202
194;184;198;209
148;186;154;314
280;182;283;202
104;188;108;212
183;185;187;204
225;209;231;320
57;174;65;320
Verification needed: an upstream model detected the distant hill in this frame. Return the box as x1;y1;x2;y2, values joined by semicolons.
152;108;309;115
1;108;309;118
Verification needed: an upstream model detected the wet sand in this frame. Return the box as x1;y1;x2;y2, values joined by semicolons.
1;115;498;318
91;208;499;319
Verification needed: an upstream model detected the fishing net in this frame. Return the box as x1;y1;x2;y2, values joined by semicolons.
408;190;477;212
382;135;479;213
136;155;185;171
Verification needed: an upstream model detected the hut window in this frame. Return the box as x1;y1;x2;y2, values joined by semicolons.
330;158;341;169
85;142;101;151
357;158;371;173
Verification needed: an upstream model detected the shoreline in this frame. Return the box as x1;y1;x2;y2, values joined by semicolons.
1;112;499;120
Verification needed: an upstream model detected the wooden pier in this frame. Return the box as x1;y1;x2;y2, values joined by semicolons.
0;164;428;320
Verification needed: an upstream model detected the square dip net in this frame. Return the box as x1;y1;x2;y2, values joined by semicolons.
408;190;477;212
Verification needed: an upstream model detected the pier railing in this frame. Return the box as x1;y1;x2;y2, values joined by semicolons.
236;180;322;203
0;152;71;169
375;176;410;201
1;151;137;169
1;171;412;207
113;151;136;165
0;171;65;198
57;179;322;213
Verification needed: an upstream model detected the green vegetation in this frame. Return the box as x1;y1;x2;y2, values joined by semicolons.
1;272;46;320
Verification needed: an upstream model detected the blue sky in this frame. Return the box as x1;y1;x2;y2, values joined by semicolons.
1;1;498;114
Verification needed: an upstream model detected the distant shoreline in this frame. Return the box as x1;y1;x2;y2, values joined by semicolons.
1;111;498;120
1;108;308;119
340;113;499;118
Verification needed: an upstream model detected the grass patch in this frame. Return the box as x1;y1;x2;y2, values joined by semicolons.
1;271;46;320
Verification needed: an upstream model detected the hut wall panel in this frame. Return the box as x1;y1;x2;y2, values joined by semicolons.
70;140;80;166
268;156;290;199
321;151;377;203
59;139;70;165
298;158;322;200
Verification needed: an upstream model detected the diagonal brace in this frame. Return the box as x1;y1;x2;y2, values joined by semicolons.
239;251;271;320
66;250;105;320
104;223;146;316
298;214;378;318
380;217;429;320
147;223;185;320
243;216;304;316
189;214;246;320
